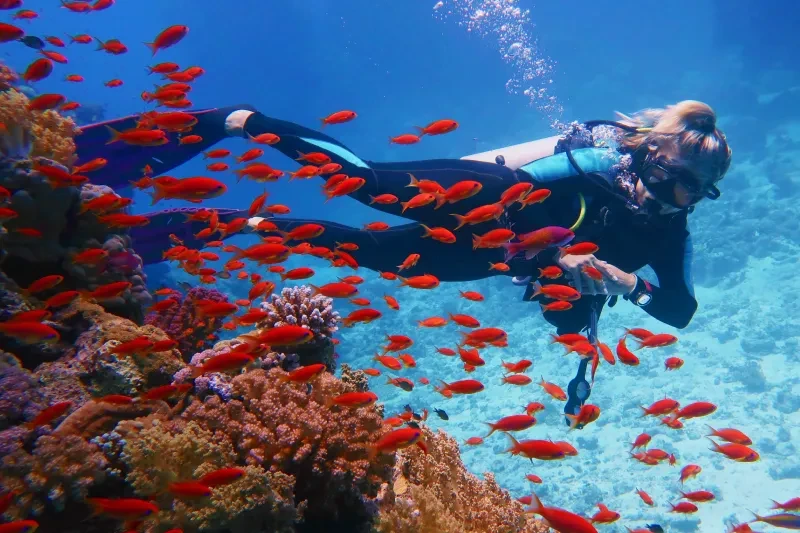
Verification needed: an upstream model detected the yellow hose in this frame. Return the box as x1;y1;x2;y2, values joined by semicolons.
569;193;586;232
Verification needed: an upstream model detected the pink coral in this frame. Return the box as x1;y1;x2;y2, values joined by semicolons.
144;287;227;359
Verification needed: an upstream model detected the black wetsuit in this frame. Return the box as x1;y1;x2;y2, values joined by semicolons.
79;105;698;335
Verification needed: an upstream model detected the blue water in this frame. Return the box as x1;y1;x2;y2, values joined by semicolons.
7;0;800;530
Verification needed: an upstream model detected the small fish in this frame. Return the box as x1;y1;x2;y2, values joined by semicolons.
18;35;44;49
433;408;448;420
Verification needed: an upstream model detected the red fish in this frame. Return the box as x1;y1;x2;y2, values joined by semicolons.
321;110;357;127
167;481;211;498
26;401;71;428
673;401;717;420
327;391;378;407
0;321;60;344
636;488;654;506
23;58;53;82
670;502;698;514
503;226;574;261
680;464;702;483
708;439;759;462
87;498;158;519
616;336;640;366
524;493;596;532
485;414;536;436
415;119;458;136
283;363;326;382
641;398;680;417
679;490;715;503
565;404;601;430
146;25;189;55
199;468;246;487
590;503;620;524
635;333;678;348
0;521;39;533
435;379;484;396
191;352;254;377
369;427;422;458
706;425;752;445
538;377;567;401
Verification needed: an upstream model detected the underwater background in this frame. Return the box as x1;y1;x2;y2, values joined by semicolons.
1;0;799;532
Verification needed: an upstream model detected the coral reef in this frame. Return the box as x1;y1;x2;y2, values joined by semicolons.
0;351;46;430
173;340;298;401
179;368;394;530
0;89;78;166
0;86;149;322
121;420;299;533
375;428;548;533
144;287;228;359
0;60;18;92
1;434;108;519
50;299;185;396
260;285;340;371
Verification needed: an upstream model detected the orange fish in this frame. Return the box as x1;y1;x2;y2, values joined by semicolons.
436;180;483;209
635;333;678;348
86;498;158;520
502;374;532;386
199;467;246;487
435;379;484;396
518;188;551;209
672;401;717;420
415;119;458;136
679;464;702;483
506;437;565;461
465;436;484;445
473;228;515;249
538;377;566;401
146;24;189;55
0;321;60;344
368;427;422;459
485;414;536;436
373;354;402;371
389;133;421;145
565;404;601;430
106;126;168;146
282;363;326;383
191;352;254;377
708;440;759;462
26;401;72;429
327;391;378;408
407;174;445;194
537;266;563;279
706;426;752;445
499;182;535;206
459;290;484;301
452;203;504;230
636;489;655;506
398;274;439;289
616;336;640;366
321;110;357;127
310;282;358;298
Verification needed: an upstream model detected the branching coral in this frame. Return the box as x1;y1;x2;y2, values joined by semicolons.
0;434;107;520
180;368;394;528
260;285;340;371
375;428;549;533
144;287;228;359
120;419;299;533
0;89;79;166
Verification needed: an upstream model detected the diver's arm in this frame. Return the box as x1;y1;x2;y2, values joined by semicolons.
626;232;698;329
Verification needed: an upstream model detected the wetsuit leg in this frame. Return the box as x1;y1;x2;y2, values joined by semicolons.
242;112;525;229
131;207;248;265
264;218;510;282
74;105;255;190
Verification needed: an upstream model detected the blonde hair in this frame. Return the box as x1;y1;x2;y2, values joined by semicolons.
616;100;732;183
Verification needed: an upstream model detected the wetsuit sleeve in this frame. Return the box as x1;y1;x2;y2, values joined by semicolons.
632;231;698;329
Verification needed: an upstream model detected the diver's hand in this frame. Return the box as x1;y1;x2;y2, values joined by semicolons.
557;253;636;296
593;260;637;295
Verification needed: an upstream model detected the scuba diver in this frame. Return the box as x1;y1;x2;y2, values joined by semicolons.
74;100;732;427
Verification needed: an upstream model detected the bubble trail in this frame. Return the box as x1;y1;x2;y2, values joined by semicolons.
432;0;562;118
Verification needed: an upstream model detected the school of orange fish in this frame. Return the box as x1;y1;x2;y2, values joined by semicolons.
0;3;798;533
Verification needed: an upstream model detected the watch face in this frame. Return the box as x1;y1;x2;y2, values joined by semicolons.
636;293;652;306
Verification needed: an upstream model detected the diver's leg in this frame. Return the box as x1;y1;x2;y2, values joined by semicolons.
75;105;256;190
131;207;248;265
263;218;507;282
242;112;523;228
